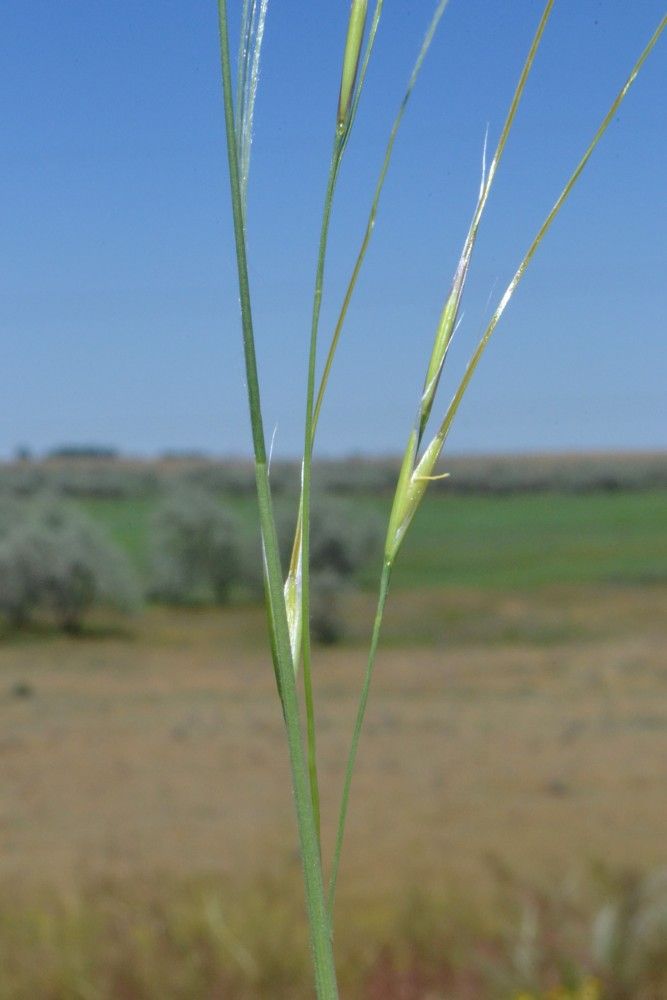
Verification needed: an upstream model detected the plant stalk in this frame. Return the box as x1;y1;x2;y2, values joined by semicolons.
217;3;338;995
300;137;344;847
328;559;392;915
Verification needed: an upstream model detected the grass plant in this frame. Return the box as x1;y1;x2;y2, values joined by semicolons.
215;3;666;995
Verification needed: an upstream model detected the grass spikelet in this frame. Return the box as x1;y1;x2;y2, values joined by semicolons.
418;13;667;523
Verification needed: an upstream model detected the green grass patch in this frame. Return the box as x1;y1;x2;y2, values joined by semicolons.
384;489;667;589
79;490;667;592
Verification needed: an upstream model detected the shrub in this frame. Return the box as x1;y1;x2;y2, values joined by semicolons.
314;458;398;496
0;528;40;627
310;570;346;646
0;498;141;632
52;463;159;499
309;497;381;577
149;486;242;605
0;494;22;538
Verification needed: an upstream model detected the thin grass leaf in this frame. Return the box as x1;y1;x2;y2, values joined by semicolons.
327;560;392;918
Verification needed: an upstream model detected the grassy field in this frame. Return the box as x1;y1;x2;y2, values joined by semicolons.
1;488;666;996
78;489;667;590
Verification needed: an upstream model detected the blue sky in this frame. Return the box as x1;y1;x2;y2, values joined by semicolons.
1;1;665;458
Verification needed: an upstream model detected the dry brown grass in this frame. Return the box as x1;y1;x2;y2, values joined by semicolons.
1;583;665;915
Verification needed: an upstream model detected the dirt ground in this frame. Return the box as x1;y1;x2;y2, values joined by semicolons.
1;584;665;912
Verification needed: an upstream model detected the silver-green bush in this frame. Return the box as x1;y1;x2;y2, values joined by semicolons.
0;498;141;632
149;485;242;605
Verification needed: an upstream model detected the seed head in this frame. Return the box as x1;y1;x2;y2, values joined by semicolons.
385;430;450;564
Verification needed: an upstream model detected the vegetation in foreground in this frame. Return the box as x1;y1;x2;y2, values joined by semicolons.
1;866;666;999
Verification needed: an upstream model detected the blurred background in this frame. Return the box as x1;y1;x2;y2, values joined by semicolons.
1;2;666;997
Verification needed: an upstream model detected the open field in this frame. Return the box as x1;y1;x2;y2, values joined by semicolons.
1;484;666;995
1;579;667;994
2;583;666;889
77;489;667;590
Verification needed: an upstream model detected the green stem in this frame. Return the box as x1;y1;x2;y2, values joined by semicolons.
217;4;338;996
292;6;388;840
328;559;392;916
301;138;344;846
